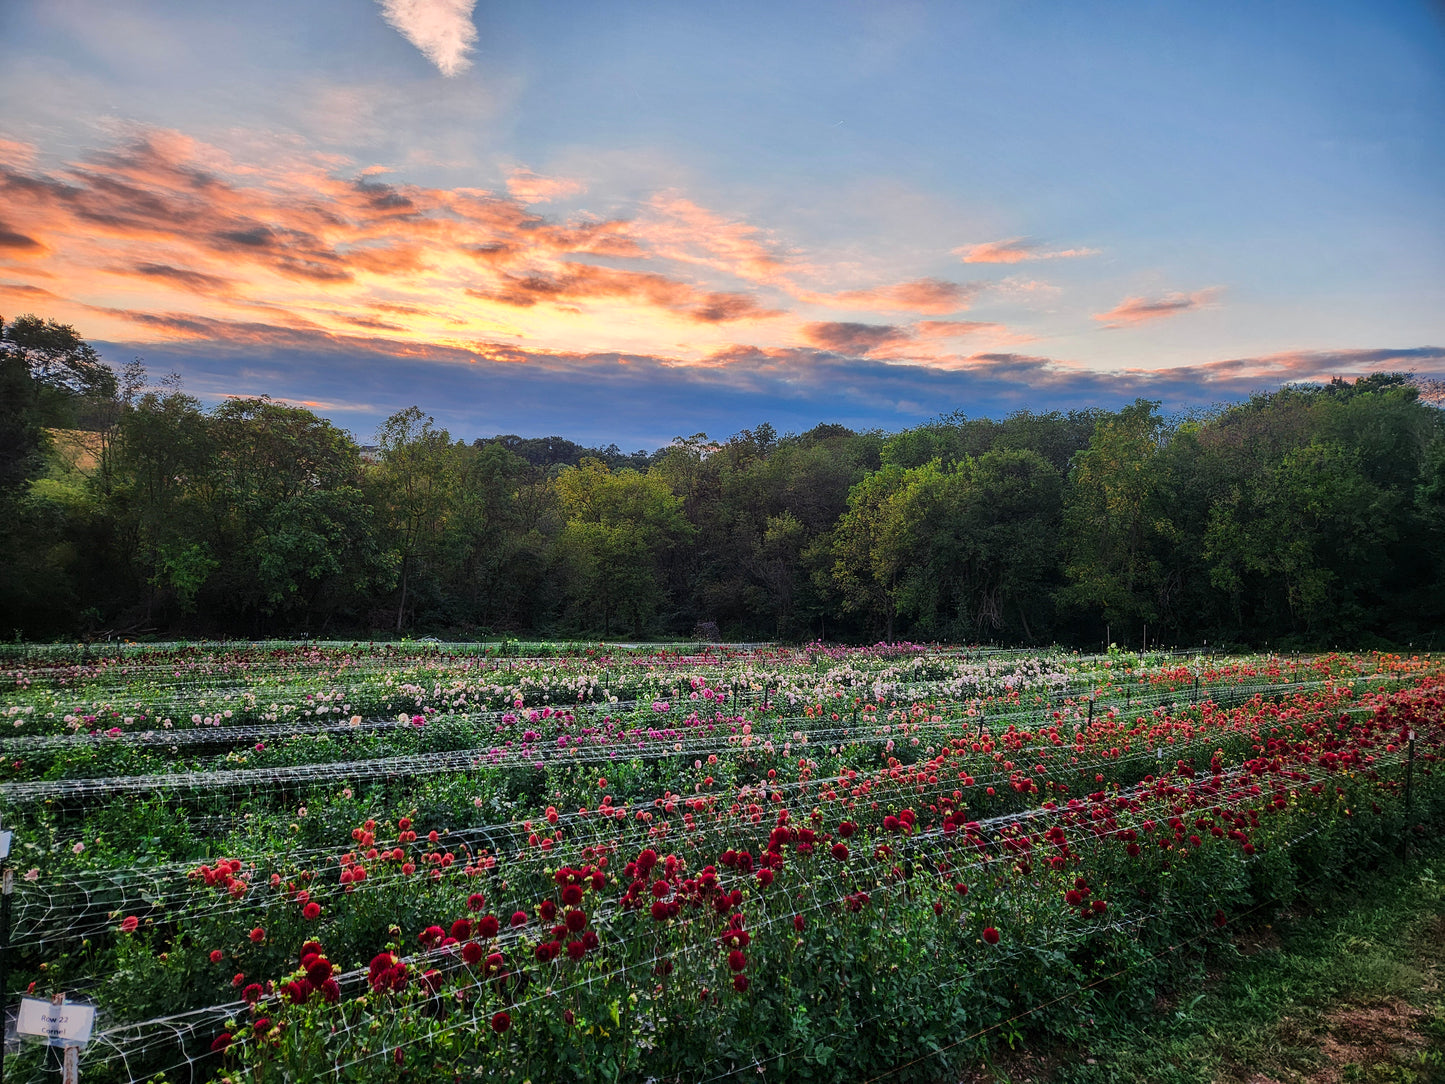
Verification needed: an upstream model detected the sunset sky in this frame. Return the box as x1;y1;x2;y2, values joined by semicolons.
2;1;1442;448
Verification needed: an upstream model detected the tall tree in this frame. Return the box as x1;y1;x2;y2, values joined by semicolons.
206;398;385;629
1060;400;1174;641
371;407;467;631
555;459;694;637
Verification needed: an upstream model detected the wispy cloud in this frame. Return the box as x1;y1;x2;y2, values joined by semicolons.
804;277;982;315
506;169;586;204
955;238;1096;264
1093;288;1222;329
376;0;478;77
0;139;36;169
913;320;1033;345
466;264;782;324
123;262;236;294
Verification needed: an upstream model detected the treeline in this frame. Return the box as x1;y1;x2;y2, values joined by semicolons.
3;314;1443;647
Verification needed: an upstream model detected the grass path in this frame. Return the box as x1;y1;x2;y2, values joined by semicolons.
964;848;1445;1084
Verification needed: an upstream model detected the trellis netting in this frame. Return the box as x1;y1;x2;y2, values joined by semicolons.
0;643;1437;1083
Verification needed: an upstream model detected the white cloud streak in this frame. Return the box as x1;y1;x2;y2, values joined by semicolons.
376;0;478;77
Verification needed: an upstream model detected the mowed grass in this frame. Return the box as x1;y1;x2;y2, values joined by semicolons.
971;846;1445;1084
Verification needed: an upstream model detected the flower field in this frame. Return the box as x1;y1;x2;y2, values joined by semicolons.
0;641;1441;1083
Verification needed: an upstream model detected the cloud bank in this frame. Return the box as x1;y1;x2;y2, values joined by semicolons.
87;324;1445;449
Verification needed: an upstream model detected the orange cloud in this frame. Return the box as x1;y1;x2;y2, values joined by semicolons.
955;238;1096;264
0;129;806;353
2;125;1062;370
1093;288;1222;329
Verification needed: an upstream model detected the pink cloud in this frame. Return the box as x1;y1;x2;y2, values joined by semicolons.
0;138;37;169
800;321;911;355
913;320;1002;338
811;277;981;315
640;193;799;284
955;238;1096;264
1093;288;1222;329
466;263;780;323
506;168;587;204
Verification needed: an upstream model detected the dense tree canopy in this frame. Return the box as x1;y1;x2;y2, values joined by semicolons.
3;314;1442;648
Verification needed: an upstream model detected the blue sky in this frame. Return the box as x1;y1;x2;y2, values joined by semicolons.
1;0;1441;447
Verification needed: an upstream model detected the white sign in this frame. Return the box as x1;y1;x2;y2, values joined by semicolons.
16;998;95;1047
0;830;12;860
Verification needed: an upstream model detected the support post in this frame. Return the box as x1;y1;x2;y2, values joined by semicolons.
61;1046;77;1084
0;867;9;1084
1405;732;1416;816
1400;730;1416;860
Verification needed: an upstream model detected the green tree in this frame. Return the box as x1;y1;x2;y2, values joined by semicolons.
206;398;386;629
108;385;215;619
891;450;1064;641
370;408;469;631
1059;401;1174;641
830;464;910;640
554;460;694;637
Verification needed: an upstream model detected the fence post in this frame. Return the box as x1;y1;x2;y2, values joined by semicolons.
1405;730;1416;817
1087;699;1094;726
1403;729;1416;859
0;866;9;1084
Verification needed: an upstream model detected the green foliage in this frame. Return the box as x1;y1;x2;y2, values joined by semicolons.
4;312;1445;646
555;458;695;636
